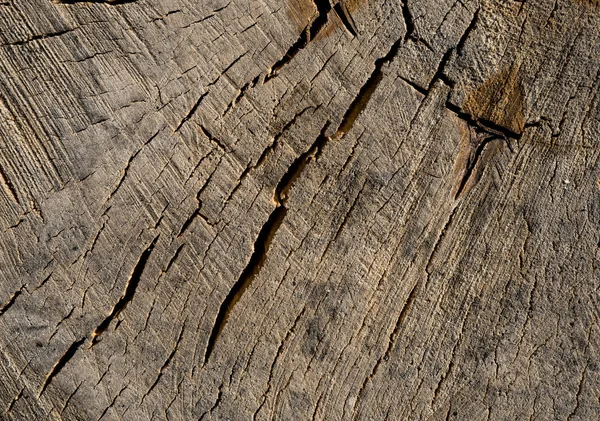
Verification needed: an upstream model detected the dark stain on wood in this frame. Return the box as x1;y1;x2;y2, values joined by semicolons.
463;65;525;135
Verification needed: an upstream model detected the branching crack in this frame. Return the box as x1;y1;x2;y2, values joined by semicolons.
175;52;248;131
223;75;261;117
447;101;522;140
105;129;162;205
455;134;502;200
90;235;159;346
452;117;515;199
456;9;480;56
226;106;314;204
265;0;331;81
200;125;228;152
427;9;480;90
96;384;128;421
177;169;216;237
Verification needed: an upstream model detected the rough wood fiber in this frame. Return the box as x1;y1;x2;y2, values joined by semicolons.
0;0;599;419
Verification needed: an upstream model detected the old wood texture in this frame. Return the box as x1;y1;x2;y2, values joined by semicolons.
0;0;599;419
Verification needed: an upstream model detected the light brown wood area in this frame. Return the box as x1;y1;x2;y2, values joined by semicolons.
0;0;599;419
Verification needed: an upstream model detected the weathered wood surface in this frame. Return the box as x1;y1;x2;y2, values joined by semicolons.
0;0;599;419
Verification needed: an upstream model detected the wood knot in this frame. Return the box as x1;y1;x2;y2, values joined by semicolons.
463;64;525;135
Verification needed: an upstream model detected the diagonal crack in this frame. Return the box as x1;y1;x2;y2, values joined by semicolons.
334;2;358;37
54;0;136;5
0;163;20;205
265;0;332;81
204;123;330;364
90;235;159;346
454;131;506;200
352;281;418;419
0;286;24;317
141;321;186;403
174;52;248;132
333;37;403;138
39;338;85;397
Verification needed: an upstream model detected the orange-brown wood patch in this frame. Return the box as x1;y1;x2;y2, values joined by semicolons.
463;64;525;135
285;0;367;38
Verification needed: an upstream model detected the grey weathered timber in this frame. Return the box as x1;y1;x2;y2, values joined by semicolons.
0;0;599;419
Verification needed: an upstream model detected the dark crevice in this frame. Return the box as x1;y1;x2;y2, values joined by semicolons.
200;125;228;151
310;0;332;39
204;123;330;364
39;338;85;396
164;244;185;273
203;206;287;364
266;0;331;81
0;286;24;316
427;8;480;90
222;74;260;117
334;38;403;137
401;0;433;50
8;29;73;47
90;236;159;346
401;1;415;41
399;76;427;95
334;2;358;37
456;9;480;56
174;92;209;132
454;134;503;200
0;164;20;205
275;122;330;203
446;100;522;139
55;0;136;4
428;47;455;89
229;106;314;203
177;206;203;236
